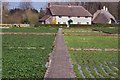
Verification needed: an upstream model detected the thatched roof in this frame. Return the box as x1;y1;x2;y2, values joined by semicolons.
48;5;92;17
39;15;50;21
92;9;117;23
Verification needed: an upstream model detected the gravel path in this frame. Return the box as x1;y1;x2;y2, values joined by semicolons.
44;28;76;79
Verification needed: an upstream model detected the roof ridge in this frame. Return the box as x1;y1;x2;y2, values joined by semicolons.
81;6;92;16
49;5;92;17
50;5;82;7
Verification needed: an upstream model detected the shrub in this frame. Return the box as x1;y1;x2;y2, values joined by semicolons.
34;24;67;28
69;24;92;28
21;18;30;24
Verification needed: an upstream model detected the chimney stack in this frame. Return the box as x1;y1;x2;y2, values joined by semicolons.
68;3;71;7
103;6;108;11
103;6;106;10
48;3;51;8
106;7;108;11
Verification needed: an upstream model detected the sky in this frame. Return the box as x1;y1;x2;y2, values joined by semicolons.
8;2;48;11
2;0;120;11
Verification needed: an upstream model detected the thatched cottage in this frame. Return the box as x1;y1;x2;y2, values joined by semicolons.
92;6;117;24
39;4;92;25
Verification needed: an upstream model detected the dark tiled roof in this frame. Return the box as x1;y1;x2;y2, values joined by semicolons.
49;5;92;17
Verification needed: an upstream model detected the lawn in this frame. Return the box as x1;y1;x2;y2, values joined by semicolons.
64;36;118;49
2;27;57;78
63;27;105;35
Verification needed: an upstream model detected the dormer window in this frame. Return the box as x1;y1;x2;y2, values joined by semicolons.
59;16;62;18
68;16;71;18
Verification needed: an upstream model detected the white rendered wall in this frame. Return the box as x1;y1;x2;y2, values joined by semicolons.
108;20;111;24
55;16;92;25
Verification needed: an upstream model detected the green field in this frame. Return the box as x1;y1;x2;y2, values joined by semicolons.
2;26;58;33
63;26;119;34
2;26;57;78
93;26;119;34
63;27;105;35
1;25;119;78
0;29;2;79
69;51;118;78
64;36;118;49
0;51;1;79
64;27;119;78
2;34;55;78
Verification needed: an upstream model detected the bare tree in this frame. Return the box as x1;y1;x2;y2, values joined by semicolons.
2;2;9;10
19;0;33;10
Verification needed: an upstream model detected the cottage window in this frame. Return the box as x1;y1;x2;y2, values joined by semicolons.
87;22;89;24
63;22;66;24
77;22;81;24
58;22;60;24
59;16;62;18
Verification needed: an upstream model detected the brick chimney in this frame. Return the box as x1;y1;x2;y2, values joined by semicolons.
103;6;108;11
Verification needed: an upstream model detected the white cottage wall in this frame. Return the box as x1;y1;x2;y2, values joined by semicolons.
55;16;92;25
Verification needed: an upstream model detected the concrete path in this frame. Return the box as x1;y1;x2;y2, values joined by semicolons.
44;28;76;79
